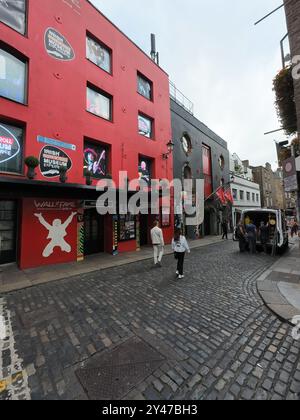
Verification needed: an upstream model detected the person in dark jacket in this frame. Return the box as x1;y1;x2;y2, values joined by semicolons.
259;222;270;254
222;220;228;240
236;221;247;253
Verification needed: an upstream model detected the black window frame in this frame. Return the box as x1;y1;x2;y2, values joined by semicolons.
0;43;28;105
0;120;25;176
137;72;153;101
83;138;110;180
0;0;28;36
138;113;154;139
86;32;112;75
86;83;113;122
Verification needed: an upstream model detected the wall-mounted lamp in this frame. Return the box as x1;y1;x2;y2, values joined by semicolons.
162;140;175;160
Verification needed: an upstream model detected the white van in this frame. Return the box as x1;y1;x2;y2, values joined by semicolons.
233;208;289;254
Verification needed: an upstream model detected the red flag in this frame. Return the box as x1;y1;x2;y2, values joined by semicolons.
216;188;226;205
225;189;234;204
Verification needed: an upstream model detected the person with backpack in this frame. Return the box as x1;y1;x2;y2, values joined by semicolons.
172;228;190;279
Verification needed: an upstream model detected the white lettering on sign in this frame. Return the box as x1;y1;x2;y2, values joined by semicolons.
33;201;77;211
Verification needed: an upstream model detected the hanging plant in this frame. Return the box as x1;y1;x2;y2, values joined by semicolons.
273;66;298;136
291;136;300;157
24;156;39;180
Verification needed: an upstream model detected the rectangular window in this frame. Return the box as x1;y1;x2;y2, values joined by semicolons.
247;192;250;201
252;193;255;202
240;191;244;200
119;214;136;242
256;194;259;202
0;48;27;104
0;0;26;35
138;114;153;139
202;144;212;198
87;85;112;121
86;35;111;73
138;157;152;186
232;189;238;200
83;140;108;179
137;73;152;100
0;122;23;174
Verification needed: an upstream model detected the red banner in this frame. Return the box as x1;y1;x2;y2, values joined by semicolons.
216;188;226;205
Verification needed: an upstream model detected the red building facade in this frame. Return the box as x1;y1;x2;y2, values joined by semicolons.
0;0;173;269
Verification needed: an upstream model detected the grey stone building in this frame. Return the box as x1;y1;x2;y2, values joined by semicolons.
170;94;230;239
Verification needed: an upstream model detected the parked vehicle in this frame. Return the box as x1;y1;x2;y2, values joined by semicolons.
233;209;289;254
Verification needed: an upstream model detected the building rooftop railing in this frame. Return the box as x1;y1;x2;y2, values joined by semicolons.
169;80;194;115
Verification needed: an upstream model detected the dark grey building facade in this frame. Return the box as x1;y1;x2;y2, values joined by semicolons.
171;98;231;239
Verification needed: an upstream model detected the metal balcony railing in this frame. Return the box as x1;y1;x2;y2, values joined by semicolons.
169;81;194;115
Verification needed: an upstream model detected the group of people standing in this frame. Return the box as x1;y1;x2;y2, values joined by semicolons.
151;221;190;279
236;221;270;254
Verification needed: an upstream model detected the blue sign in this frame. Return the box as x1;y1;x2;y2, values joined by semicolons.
37;136;76;152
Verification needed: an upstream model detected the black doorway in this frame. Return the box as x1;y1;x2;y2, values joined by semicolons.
84;209;104;256
139;214;149;246
0;200;17;265
204;210;211;236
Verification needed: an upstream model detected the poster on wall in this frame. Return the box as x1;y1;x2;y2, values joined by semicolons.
20;199;78;269
84;142;107;179
0;0;26;34
161;209;170;227
138;115;152;138
138;158;151;186
0;123;22;174
45;28;75;61
39;145;72;178
119;214;136;242
86;36;111;73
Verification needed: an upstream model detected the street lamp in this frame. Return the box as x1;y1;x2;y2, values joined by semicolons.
162;140;175;160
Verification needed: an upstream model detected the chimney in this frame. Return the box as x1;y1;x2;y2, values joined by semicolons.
150;34;159;65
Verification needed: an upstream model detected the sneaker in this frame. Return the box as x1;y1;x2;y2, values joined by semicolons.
178;275;185;279
176;270;179;276
157;262;162;268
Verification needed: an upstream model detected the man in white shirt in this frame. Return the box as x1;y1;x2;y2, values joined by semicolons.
151;221;165;268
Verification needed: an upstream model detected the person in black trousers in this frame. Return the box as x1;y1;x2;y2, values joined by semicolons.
222;220;228;240
172;229;190;279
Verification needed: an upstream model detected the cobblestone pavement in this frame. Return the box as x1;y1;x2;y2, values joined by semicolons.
1;241;300;400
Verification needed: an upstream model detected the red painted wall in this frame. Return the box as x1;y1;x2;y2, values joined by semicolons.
0;0;173;187
20;199;78;269
1;0;174;267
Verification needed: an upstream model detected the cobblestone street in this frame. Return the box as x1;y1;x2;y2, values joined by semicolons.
1;241;300;400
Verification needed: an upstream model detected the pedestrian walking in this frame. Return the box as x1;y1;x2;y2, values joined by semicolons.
236;221;247;253
151;221;165;268
172;228;190;279
222;219;228;240
259;221;269;254
291;220;299;238
246;221;257;254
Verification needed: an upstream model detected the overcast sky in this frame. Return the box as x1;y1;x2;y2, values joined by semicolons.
91;0;289;168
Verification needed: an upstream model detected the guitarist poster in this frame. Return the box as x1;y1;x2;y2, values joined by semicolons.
83;142;107;178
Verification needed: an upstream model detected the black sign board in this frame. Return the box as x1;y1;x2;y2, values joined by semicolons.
0;0;26;34
40;146;72;178
45;28;75;61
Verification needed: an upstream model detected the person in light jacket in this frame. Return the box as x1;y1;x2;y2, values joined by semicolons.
172;228;190;279
151;221;165;267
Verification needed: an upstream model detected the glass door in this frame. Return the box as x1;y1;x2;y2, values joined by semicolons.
0;201;17;265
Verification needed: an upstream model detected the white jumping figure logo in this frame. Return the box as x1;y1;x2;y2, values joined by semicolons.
34;212;77;258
